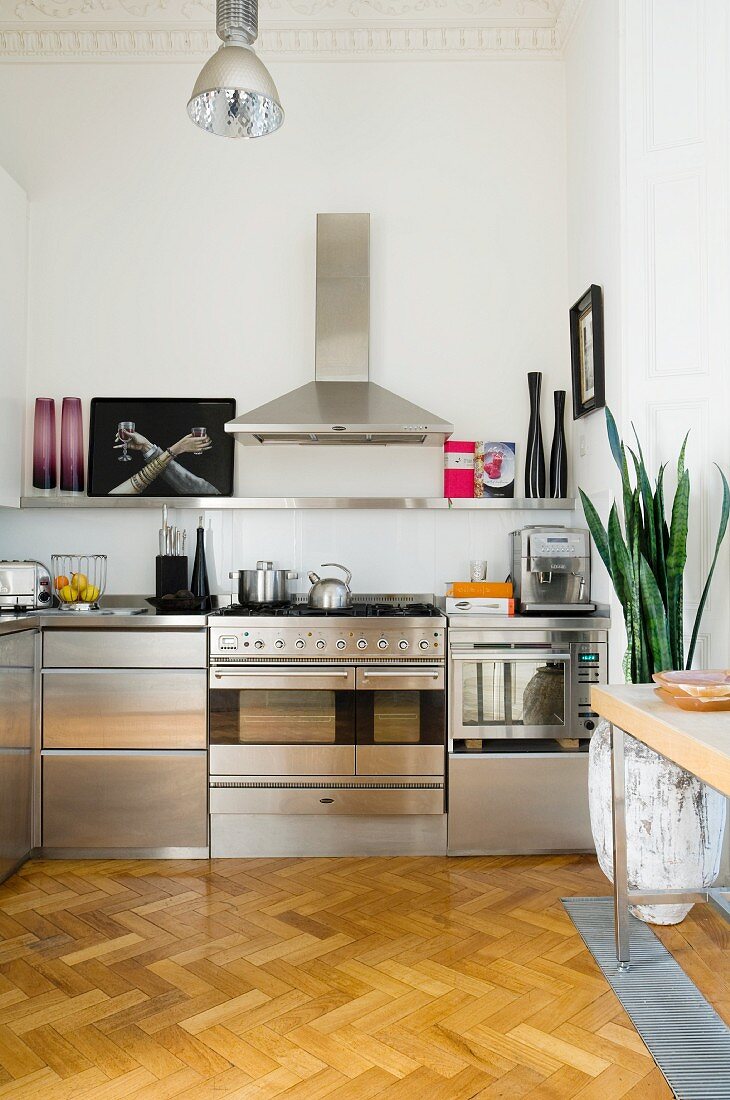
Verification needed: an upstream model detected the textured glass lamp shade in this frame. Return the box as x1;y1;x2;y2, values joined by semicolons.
188;45;284;139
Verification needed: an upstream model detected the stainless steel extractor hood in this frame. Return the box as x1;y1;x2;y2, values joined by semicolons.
225;214;454;446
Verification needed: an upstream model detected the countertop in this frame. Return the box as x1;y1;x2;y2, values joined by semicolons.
444;604;611;631
0;613;40;637
0;595;212;632
591;683;730;796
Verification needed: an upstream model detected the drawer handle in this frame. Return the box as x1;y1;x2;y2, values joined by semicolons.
319;797;335;804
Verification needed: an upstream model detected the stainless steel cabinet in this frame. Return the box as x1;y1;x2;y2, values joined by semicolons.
43;669;206;749
43;751;207;851
447;752;594;854
40;628;208;855
0;630;36;882
43;629;206;669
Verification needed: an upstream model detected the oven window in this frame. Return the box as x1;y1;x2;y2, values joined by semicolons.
371;690;421;744
460;660;565;728
357;689;445;746
209;689;355;745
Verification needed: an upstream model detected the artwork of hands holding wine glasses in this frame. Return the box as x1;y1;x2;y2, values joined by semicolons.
87;399;235;497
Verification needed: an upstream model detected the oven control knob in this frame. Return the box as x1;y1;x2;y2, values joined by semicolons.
584;720;595;731
336;639;347;650
418;640;430;650
295;639;306;649
356;638;368;650
398;640;409;650
377;639;389;650
275;639;285;649
254;639;265;650
316;639;326;650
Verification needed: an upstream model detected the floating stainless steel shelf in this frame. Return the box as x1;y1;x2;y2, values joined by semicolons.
19;494;575;511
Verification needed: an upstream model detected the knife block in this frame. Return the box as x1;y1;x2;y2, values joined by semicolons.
155;555;189;599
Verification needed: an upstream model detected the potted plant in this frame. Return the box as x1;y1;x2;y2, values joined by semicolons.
580;409;729;924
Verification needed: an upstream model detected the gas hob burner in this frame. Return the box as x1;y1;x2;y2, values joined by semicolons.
211;600;442;619
366;602;441;618
213;602;293;617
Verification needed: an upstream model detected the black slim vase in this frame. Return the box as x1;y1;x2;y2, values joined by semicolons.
190;515;210;603
549;390;568;498
524;371;546;498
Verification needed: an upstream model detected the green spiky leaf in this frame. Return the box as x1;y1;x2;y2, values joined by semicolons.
666;467;690;669
639;555;672;674
578;489;611;578
686;464;730;668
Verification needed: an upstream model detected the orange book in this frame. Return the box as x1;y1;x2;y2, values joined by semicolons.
448;582;514;598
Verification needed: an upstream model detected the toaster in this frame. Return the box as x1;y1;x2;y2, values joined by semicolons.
0;560;53;611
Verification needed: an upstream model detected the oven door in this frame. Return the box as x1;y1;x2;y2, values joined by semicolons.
209;666;356;776
355;666;445;776
450;646;572;742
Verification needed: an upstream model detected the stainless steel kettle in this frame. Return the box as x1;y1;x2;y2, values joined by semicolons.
307;563;353;609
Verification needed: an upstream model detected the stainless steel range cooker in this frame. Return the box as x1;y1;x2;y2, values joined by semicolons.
207;596;447;857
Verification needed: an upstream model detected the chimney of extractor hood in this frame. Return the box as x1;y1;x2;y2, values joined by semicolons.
315;213;370;383
223;212;454;446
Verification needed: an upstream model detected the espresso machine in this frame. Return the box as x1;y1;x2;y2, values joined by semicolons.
510;527;595;613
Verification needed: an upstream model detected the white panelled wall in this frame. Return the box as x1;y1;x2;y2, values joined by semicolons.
565;0;730;674
0;58;573;594
622;0;730;670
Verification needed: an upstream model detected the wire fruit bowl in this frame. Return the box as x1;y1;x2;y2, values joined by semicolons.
51;555;107;610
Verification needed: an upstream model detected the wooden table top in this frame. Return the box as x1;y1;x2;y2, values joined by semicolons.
592;683;730;796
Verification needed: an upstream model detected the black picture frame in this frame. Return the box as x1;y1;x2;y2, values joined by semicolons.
88;398;236;497
570;284;605;419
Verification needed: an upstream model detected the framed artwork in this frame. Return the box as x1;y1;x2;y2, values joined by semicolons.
88;398;236;497
570;285;605;419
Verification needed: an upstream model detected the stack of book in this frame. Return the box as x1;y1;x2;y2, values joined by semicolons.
445;581;515;615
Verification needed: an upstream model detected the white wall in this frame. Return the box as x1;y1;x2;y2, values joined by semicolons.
565;0;623;603
0;163;27;509
0;57;574;595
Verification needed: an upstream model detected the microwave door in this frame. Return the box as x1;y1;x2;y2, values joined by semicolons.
451;650;572;741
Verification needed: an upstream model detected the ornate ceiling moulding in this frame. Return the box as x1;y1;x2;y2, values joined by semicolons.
0;0;584;59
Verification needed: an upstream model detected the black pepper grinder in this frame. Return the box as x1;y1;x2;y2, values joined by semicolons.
190;514;210;603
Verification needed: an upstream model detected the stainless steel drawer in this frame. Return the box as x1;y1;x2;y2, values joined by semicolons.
447;752;593;854
209;776;445;815
209;744;355;776
357;745;444;776
43;670;206;749
42;751;208;849
43;630;206;669
0;630;35;882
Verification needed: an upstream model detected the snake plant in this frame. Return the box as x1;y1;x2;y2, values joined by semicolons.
579;408;729;683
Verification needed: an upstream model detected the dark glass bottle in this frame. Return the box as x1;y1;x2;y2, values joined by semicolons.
524;371;546;498
190;515;210;602
549;390;568;498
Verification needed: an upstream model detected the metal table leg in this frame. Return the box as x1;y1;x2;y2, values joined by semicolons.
610;722;631;969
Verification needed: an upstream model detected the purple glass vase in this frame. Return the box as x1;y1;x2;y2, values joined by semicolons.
60;397;84;493
32;398;57;491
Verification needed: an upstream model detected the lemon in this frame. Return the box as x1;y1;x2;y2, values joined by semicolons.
59;584;77;603
79;585;100;603
71;572;88;591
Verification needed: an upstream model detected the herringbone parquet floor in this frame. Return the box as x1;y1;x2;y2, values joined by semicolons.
0;856;727;1099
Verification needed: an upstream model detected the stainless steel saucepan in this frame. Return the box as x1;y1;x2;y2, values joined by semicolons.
230;561;298;605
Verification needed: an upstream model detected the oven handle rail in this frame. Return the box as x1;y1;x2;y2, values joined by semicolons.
449;649;571;662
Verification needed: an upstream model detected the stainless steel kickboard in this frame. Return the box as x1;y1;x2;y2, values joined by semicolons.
563;896;730;1099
